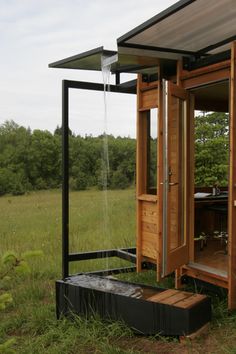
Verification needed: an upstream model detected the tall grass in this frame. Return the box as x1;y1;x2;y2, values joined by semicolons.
0;188;136;277
1;189;236;353
0;189;138;353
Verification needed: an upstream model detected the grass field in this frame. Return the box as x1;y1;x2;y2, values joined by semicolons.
1;189;236;353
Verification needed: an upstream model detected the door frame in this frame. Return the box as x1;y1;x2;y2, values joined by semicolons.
160;79;194;277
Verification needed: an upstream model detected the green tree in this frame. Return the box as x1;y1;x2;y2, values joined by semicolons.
195;112;229;186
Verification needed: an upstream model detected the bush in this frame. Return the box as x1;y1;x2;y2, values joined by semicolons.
69;173;88;191
0;169;10;196
111;170;129;189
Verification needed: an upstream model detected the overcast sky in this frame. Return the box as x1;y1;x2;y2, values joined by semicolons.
0;0;177;137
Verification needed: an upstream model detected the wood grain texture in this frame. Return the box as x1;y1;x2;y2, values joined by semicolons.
147;288;207;309
136;75;159;270
228;42;236;309
157;66;163;280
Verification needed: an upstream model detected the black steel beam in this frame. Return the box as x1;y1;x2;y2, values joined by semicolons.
86;266;136;276
64;80;135;94
62;80;69;279
113;64;158;74
116;249;136;264
68;248;136;263
117;79;137;90
120;247;136;254
197;35;236;56
183;50;231;71
68;249;117;262
61;78;136;279
115;72;120;85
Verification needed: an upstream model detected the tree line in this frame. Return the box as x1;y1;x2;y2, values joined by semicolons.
0;120;136;196
0;112;229;196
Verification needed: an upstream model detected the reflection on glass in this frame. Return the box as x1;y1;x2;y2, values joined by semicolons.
168;97;186;251
146;108;158;195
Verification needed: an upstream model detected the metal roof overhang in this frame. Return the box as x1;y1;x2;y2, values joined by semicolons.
49;47;117;71
117;0;236;58
49;0;236;76
48;46;164;75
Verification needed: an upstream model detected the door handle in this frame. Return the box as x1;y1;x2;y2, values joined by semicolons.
169;182;178;186
160;182;178;186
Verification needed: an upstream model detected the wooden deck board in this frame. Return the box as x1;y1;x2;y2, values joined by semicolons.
147;289;179;302
175;293;206;309
147;288;208;309
160;291;192;305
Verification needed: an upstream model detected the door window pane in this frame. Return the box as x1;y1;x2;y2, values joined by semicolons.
146;108;158;194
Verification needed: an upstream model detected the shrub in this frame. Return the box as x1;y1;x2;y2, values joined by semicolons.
111;170;129;189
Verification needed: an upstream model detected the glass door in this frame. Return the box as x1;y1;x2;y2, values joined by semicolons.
161;80;190;277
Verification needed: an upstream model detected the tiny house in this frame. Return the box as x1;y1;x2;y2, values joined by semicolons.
50;0;236;333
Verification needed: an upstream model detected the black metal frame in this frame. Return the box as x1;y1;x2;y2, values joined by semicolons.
62;79;136;279
183;50;231;71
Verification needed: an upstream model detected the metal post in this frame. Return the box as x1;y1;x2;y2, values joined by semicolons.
115;72;120;85
62;80;69;279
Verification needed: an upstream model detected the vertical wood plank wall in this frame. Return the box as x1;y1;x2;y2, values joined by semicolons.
136;56;235;309
136;75;159;272
228;42;236;310
157;67;163;280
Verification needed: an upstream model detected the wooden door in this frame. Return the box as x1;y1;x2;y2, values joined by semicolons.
161;80;190;277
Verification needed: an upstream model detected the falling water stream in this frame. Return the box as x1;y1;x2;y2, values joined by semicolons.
101;55;112;273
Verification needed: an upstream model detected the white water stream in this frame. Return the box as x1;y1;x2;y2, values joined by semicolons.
101;55;112;272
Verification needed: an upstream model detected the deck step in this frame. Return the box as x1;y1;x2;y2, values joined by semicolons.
147;289;207;308
56;274;211;336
